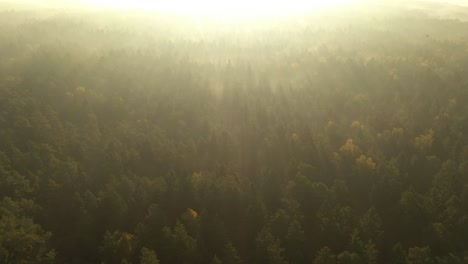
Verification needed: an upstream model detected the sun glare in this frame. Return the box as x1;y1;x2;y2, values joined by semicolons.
85;0;364;17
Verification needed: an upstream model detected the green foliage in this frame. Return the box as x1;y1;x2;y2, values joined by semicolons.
363;241;378;264
255;227;286;264
407;246;434;264
222;242;243;264
0;2;468;263
391;243;406;264
358;207;383;244
99;230;134;264
139;247;160;264
211;255;223;264
337;251;361;264
313;247;337;264
0;198;55;264
162;221;197;263
317;201;354;250
285;220;306;263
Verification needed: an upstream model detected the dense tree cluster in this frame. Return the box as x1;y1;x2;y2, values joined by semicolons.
1;3;468;263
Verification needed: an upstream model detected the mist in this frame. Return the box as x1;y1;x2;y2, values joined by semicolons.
1;0;468;263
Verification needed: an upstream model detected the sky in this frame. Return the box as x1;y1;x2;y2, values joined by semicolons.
3;0;468;12
0;0;363;18
425;0;468;5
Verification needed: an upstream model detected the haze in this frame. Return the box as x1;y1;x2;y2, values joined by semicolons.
1;0;468;263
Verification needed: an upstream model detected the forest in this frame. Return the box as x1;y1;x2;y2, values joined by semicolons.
1;1;468;263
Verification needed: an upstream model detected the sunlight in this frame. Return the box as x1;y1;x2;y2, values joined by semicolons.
85;0;364;17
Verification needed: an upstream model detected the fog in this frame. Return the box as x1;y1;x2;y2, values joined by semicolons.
4;0;468;10
1;0;468;263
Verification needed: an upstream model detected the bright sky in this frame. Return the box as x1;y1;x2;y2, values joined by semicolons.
83;0;366;17
424;0;468;5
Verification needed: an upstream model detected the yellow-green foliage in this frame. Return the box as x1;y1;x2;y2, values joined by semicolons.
339;139;360;157
356;154;376;171
414;129;434;152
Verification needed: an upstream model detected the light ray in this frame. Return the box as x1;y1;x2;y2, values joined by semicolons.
84;0;365;17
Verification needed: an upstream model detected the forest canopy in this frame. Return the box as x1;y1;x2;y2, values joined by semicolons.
1;1;468;263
